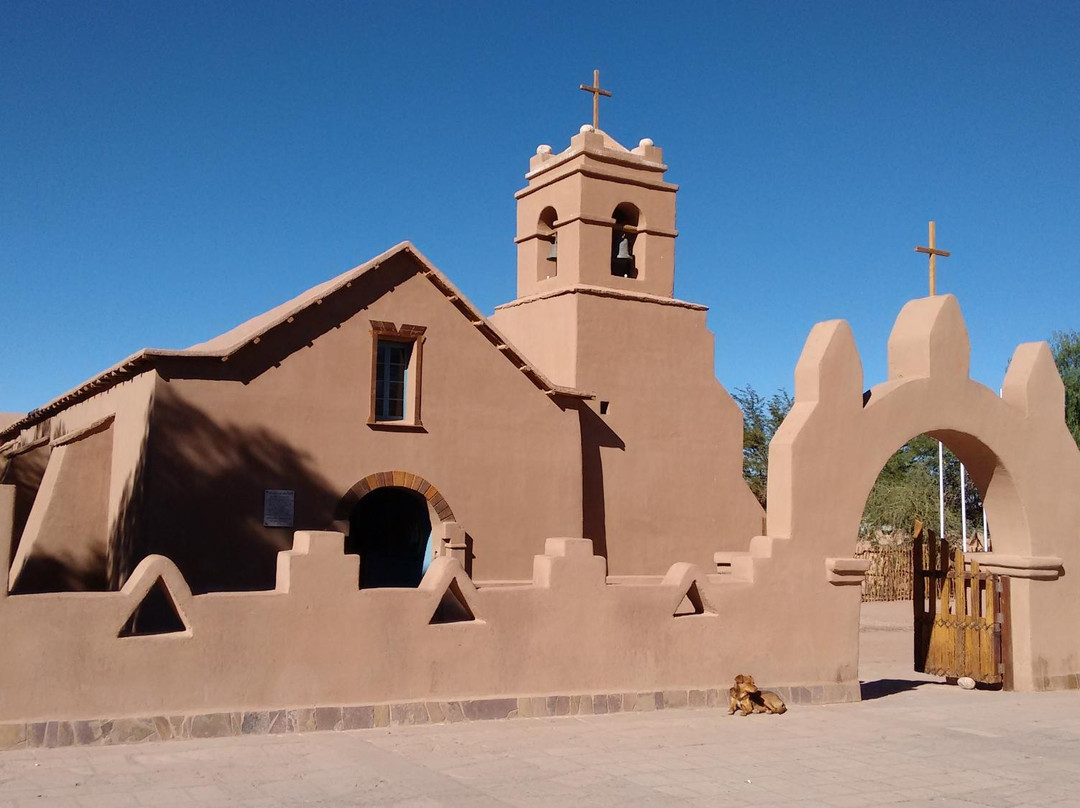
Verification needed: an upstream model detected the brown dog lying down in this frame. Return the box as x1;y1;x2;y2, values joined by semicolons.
727;674;787;715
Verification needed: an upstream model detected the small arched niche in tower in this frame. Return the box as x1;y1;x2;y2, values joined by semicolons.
537;206;558;281
611;203;640;279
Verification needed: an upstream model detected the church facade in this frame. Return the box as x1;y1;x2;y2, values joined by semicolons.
0;125;763;597
1;120;1079;742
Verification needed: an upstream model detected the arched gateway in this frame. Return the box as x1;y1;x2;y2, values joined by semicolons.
334;472;456;589
763;295;1080;692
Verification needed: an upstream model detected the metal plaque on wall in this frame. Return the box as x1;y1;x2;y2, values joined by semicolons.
263;489;295;527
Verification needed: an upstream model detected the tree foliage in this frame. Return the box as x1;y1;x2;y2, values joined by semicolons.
860;434;983;547
1050;330;1080;448
732;386;793;508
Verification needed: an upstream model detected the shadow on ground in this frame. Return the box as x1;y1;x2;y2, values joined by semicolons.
860;678;940;701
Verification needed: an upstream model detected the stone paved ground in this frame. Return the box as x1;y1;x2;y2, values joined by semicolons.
2;601;1078;807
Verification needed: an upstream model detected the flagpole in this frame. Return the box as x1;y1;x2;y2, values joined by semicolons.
938;441;946;540
960;463;968;552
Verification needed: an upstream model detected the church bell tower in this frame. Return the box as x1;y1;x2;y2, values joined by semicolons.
490;89;763;578
513;124;679;300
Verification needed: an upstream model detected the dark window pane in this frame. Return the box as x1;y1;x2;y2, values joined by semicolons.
375;338;412;421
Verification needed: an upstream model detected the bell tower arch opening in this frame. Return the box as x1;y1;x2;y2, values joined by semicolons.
537;206;559;281
610;203;640;279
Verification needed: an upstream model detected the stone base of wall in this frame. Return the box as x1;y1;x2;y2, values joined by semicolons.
0;683;860;751
1037;672;1080;691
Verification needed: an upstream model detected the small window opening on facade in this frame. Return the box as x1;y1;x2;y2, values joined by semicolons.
599;400;610;415
611;203;640;278
369;322;426;426
375;340;412;421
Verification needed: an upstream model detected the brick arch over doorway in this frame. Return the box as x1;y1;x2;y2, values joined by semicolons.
334;471;456;524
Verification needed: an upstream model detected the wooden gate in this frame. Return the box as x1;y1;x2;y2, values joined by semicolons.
913;532;1012;688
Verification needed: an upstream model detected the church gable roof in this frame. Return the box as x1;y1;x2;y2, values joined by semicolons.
2;243;589;441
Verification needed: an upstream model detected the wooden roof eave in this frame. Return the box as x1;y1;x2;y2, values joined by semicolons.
1;243;592;441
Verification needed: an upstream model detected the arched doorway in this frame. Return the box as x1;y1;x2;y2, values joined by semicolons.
855;433;1000;695
347;487;432;588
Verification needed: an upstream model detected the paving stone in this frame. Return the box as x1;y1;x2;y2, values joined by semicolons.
314;706;343;731
288;708;316;733
0;722;26;749
389;702;429;726
662;689;688;709
108;718;158;744
441;701;466;723
634;692;656;711
373;704;390;727
189;713;235;739
342;705;374;730
461;698;516;721
424;701;446;723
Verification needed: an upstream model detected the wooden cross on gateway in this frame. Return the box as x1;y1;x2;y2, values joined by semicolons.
915;220;951;296
579;69;612;130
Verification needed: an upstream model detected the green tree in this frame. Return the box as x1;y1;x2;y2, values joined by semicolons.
860;434;982;546
1050;330;1080;448
732;386;793;508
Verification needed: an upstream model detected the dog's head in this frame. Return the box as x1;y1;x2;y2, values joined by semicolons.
733;674;759;695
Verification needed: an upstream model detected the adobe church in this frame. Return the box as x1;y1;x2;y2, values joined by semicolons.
0;122;763;596
2;86;1079;743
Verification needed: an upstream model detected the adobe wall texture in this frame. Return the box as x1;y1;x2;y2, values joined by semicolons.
493;287;764;574
0;293;1075;744
0;522;857;727
138;256;583;591
3;372;155;592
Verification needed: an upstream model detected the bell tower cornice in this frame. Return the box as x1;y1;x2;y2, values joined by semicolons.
516;127;678;199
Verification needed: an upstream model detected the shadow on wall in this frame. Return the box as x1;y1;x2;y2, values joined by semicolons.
11;547;109;593
0;443;50;565
578;403;625;560
139;386;339;594
108;442;146;591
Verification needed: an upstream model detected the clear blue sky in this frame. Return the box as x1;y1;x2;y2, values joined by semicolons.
2;2;1078;414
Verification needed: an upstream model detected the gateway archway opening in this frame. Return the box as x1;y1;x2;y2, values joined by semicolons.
347;487;432;589
855;432;1007;698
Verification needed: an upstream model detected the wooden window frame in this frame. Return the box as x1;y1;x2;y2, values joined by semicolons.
369;321;426;429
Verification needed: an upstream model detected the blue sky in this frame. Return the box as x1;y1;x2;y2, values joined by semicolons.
2;2;1078;414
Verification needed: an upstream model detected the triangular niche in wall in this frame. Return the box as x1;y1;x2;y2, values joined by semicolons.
430;578;476;625
119;576;188;637
673;580;708;617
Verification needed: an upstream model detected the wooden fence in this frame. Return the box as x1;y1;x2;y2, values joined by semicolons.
854;546;914;601
855;539;989;602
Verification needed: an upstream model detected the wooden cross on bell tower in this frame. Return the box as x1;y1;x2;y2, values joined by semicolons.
579;69;612;130
915;221;951;296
